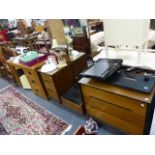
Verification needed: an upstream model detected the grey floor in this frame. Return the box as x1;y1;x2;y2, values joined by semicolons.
0;78;124;135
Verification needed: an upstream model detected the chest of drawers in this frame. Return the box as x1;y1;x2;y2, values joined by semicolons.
39;65;74;102
79;78;155;134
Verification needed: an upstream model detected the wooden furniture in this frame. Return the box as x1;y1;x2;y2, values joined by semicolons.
87;19;104;35
38;65;74;102
61;84;84;113
7;60;48;99
87;20;104;58
72;35;91;57
39;53;87;104
79;78;155;135
13;36;38;50
69;52;87;79
17;20;28;37
0;47;17;81
60;53;87;112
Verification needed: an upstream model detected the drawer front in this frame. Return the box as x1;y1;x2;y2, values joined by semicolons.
44;80;56;92
27;75;42;86
24;70;38;79
81;85;147;117
32;85;47;99
24;69;47;99
40;73;56;91
83;96;145;128
41;73;53;82
86;106;144;134
46;87;59;102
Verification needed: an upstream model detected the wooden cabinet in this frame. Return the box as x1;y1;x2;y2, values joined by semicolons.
72;35;91;57
7;60;48;100
79;78;155;135
39;65;74;102
69;53;87;79
39;53;87;103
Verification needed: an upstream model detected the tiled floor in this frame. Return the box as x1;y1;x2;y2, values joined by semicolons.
0;78;124;135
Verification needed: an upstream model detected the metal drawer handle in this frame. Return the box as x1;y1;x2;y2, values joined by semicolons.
32;80;35;83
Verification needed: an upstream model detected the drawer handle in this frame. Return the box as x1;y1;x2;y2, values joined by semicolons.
35;89;39;92
28;72;32;75
140;104;145;107
89;96;132;112
32;80;35;84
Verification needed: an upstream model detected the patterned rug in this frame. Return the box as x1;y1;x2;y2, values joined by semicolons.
0;86;71;135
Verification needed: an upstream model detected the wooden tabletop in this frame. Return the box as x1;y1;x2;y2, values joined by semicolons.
38;52;86;75
7;59;46;70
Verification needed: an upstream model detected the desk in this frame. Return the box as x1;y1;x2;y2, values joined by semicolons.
7;60;48;100
79;78;155;134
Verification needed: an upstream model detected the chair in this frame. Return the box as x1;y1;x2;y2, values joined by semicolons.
0;47;17;82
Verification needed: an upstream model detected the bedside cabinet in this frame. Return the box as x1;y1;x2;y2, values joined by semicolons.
72;35;91;57
39;65;74;102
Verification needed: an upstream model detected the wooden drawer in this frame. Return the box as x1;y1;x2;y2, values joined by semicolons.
27;75;41;86
41;72;52;82
24;69;47;99
86;106;144;134
24;70;38;79
40;73;56;91
83;96;145;128
32;85;47;99
46;87;59;102
61;97;84;114
81;85;147;117
44;80;56;92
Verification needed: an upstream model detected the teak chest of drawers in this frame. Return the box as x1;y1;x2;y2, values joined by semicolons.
79;78;155;135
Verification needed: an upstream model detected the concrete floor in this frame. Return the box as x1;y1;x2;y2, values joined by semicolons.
0;78;124;135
